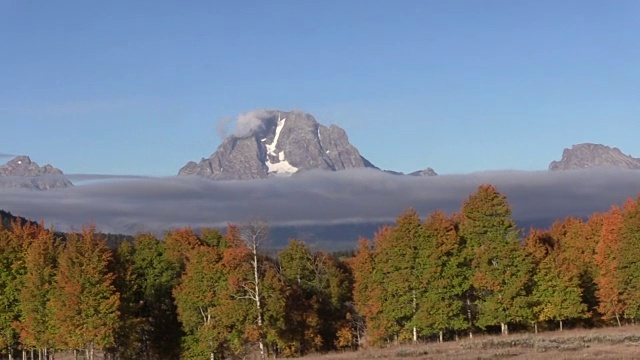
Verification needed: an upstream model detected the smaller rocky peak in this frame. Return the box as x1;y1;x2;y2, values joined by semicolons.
549;143;640;170
409;167;438;176
0;155;72;189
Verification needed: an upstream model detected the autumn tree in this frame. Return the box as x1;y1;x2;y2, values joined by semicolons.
548;216;599;315
0;227;23;360
278;240;353;355
164;227;203;273
594;206;624;326
351;237;379;347
17;226;59;358
48;226;120;360
414;211;467;342
238;219;270;359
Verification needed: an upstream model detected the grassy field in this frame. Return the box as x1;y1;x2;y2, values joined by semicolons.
297;325;640;360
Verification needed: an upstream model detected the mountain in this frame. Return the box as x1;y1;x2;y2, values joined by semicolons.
549;143;640;171
0;155;73;190
179;110;378;180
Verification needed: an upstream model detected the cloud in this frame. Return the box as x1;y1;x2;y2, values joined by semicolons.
231;109;273;138
65;173;151;185
1;168;639;248
0;153;15;159
215;116;234;139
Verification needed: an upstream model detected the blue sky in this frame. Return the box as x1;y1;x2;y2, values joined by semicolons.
1;0;639;176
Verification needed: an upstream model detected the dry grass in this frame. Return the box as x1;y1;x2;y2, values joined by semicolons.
296;325;640;360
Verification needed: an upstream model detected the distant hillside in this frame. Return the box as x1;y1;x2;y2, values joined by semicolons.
0;209;133;247
0;209;40;230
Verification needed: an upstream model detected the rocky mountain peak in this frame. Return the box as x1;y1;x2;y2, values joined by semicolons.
549;143;640;170
0;155;73;190
179;110;377;180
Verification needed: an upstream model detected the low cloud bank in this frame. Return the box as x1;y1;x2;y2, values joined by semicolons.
1;169;639;248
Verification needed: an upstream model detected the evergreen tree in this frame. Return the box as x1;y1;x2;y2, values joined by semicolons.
532;256;587;331
617;197;640;319
278;240;322;355
459;184;532;335
373;210;425;343
173;245;231;359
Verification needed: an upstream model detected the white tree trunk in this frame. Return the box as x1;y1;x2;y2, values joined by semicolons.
241;220;269;359
253;243;265;359
412;290;417;343
466;296;473;339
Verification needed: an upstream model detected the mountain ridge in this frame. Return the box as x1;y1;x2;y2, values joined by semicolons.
549;143;640;171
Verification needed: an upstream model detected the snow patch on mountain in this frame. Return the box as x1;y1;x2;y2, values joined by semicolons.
263;115;298;176
266;115;286;157
267;156;298;175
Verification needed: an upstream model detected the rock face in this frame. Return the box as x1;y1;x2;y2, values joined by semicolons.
179;110;377;180
0;155;73;190
549;143;640;171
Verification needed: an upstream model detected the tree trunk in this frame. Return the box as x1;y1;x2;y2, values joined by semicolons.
439;331;443;343
466;296;473;339
559;320;563;331
501;322;508;335
22;350;26;360
253;244;265;359
9;346;13;360
534;322;538;334
616;312;621;327
210;351;214;360
412;290;417;343
73;349;77;360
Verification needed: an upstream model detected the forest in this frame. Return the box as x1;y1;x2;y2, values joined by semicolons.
1;184;640;360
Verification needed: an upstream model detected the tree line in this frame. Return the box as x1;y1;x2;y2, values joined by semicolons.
353;184;640;345
0;219;353;359
1;184;640;358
